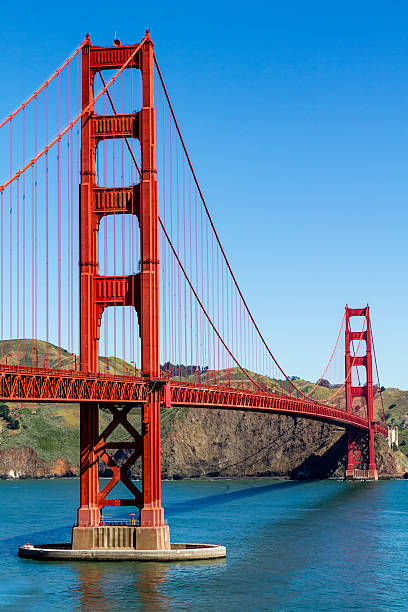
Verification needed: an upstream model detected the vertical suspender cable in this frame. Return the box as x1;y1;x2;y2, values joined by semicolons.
9;119;13;365
0;190;3;364
22;108;26;364
45;86;49;367
57;75;62;369
16;177;19;364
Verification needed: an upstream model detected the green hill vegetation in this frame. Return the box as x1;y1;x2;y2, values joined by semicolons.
0;338;139;376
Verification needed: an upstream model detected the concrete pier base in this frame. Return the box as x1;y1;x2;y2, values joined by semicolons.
18;542;226;562
71;525;170;551
346;468;378;481
19;523;225;562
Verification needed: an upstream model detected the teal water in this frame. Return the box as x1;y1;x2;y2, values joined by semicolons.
0;478;407;610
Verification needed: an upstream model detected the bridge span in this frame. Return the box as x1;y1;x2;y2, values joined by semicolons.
0;365;387;435
0;32;388;557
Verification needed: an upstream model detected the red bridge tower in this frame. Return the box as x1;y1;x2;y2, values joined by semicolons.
345;305;378;480
73;32;169;550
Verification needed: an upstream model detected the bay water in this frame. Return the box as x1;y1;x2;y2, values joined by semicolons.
0;478;407;610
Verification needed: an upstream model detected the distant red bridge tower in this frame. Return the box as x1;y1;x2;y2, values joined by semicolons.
345;305;378;480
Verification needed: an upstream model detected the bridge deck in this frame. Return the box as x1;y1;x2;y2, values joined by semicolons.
0;366;387;435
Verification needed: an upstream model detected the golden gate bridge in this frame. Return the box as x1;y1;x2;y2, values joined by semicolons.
0;32;387;556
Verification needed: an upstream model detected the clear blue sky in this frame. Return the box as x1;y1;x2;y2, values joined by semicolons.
0;0;407;388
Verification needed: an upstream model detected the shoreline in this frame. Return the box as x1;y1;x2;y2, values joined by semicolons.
0;474;406;482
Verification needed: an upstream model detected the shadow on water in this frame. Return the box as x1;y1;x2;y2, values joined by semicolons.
0;481;305;552
0;526;71;556
233;479;383;572
230;480;385;610
1;478;370;551
165;479;307;517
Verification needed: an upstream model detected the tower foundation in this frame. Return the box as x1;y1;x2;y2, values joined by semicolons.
71;525;170;551
346;469;378;481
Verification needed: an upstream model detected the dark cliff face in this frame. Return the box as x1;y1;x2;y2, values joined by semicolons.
160;409;344;479
0;408;402;480
158;408;401;480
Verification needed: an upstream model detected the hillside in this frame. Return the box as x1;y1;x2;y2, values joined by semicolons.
0;340;406;479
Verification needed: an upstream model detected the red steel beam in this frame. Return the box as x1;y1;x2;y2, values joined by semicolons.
94;185;140;218
90;45;141;70
91;113;139;140
93;274;140;308
0;366;387;435
169;381;388;434
0;367;147;403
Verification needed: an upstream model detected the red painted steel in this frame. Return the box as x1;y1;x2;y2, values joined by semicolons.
0;366;387;436
95;405;143;509
0;366;147;402
169;381;388;434
94;185;140;217
345;305;378;473
77;32;165;527
77;36;100;527
138;32;164;528
90;45;141;71
91;113;139;140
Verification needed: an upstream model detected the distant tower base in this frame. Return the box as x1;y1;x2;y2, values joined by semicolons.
71;524;170;551
346;469;378;481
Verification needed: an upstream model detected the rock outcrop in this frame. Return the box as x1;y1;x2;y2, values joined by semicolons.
158;408;403;480
0;446;77;479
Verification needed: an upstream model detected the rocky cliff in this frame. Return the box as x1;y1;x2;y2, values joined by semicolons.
0;446;76;479
159;408;403;479
0;406;403;480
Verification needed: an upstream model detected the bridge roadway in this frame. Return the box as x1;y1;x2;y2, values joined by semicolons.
0;365;387;435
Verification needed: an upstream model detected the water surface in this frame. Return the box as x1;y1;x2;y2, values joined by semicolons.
0;478;407;610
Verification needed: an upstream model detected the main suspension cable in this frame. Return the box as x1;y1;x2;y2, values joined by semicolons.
154;53;346;400
0;39;87;130
0;35;147;192
98;65;267;393
371;328;386;423
325;314;367;403
304;310;346;397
